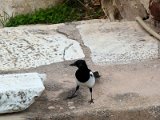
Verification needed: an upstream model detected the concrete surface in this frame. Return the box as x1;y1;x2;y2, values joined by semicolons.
0;19;160;120
0;73;45;114
1;59;160;120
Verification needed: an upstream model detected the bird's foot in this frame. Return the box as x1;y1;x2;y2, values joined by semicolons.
67;94;77;99
88;98;94;104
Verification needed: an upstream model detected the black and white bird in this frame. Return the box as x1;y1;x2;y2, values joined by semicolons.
68;59;100;103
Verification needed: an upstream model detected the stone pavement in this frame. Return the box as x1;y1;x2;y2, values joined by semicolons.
1;19;160;120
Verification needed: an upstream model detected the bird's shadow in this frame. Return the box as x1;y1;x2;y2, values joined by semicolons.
59;88;86;104
63;88;82;100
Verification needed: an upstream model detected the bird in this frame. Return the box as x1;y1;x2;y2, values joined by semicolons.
68;59;100;103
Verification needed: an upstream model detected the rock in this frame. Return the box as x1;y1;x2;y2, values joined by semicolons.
77;20;158;64
67;102;74;106
0;25;84;71
69;106;76;110
101;0;122;21
59;107;63;110
140;0;150;13
48;106;55;110
117;0;148;20
0;72;45;114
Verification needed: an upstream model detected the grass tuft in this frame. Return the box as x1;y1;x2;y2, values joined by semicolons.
5;0;104;27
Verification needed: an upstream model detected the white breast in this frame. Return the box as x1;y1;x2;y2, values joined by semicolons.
76;72;95;88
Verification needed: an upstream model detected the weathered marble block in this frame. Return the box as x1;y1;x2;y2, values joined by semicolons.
0;25;85;71
77;21;158;64
0;73;45;114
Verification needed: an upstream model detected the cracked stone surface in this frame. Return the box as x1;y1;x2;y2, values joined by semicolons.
0;72;45;114
77;20;159;65
0;25;84;71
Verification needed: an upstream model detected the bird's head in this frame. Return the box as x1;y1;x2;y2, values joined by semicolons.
70;60;88;68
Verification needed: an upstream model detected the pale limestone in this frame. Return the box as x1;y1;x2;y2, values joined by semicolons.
0;73;45;114
0;25;84;71
77;20;158;65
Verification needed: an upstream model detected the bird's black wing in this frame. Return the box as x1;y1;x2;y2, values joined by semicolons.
75;69;91;83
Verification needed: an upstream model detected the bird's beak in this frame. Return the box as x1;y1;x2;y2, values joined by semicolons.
70;62;76;66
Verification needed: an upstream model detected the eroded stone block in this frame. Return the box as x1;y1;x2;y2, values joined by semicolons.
0;73;45;114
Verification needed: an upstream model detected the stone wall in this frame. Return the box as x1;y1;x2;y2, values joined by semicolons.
0;0;63;26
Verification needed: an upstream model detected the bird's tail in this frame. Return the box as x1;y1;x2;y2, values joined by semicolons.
93;71;100;78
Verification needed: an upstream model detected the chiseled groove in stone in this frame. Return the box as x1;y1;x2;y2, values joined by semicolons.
63;43;73;61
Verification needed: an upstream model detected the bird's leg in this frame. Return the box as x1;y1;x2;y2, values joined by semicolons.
67;85;79;99
88;88;94;104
